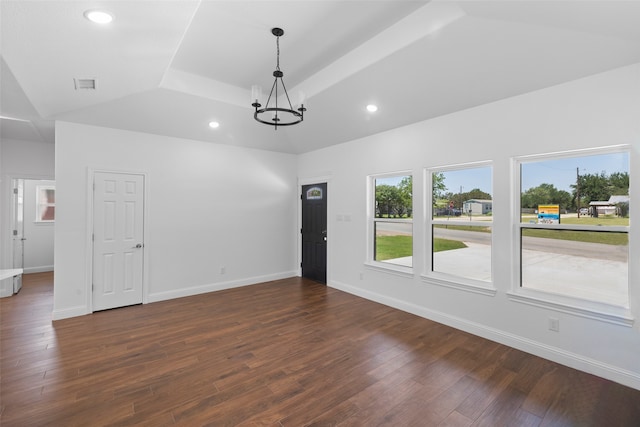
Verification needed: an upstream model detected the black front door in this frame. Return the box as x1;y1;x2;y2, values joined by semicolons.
301;183;327;284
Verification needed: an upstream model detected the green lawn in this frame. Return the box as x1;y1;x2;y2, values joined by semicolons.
433;224;491;233
520;215;628;245
522;228;628;245
521;215;628;226
375;235;466;261
560;216;629;226
375;235;412;261
434;238;467;252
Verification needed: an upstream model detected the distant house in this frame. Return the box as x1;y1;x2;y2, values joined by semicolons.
463;199;493;215
609;195;630;205
589;195;629;216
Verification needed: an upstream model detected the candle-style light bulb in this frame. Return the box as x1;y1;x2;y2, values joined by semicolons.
251;85;262;106
297;91;306;109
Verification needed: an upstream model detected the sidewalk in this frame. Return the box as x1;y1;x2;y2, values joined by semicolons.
383;242;628;306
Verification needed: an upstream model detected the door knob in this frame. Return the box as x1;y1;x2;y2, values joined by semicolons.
134;243;143;248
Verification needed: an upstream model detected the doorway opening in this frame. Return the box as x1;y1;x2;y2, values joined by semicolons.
12;178;56;272
10;178;55;292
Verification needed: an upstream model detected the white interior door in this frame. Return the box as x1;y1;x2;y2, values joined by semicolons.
11;179;24;293
93;172;144;311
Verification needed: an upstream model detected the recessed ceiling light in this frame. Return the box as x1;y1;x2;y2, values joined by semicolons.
366;104;378;113
84;10;113;24
209;121;220;129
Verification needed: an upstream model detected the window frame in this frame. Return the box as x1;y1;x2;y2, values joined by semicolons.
35;184;55;223
422;162;496;296
365;171;414;277
509;146;633;326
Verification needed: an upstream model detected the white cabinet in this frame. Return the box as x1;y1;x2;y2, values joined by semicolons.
0;269;23;297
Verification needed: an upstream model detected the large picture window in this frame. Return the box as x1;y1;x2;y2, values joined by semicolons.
516;148;629;308
428;164;493;288
370;173;413;269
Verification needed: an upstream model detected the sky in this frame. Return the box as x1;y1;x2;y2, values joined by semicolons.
439;167;492;195
520;152;628;192
376;151;629;195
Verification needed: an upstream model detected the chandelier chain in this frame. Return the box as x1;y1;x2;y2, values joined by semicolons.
276;35;280;71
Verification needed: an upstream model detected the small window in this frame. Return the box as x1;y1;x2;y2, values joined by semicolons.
429;164;493;284
370;174;413;269
36;185;55;222
517;148;629;307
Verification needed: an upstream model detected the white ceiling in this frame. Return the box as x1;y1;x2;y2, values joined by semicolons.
2;1;640;154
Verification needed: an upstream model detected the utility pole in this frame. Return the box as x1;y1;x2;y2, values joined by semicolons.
576;167;580;218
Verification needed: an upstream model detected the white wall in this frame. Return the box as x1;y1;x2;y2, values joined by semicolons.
23;179;55;273
0;139;55;270
298;64;640;390
54;122;298;320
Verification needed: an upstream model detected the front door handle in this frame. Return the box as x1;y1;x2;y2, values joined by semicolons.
133;243;144;249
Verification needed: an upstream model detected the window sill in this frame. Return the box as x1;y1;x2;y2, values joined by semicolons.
421;273;497;297
364;262;414;279
507;289;634;327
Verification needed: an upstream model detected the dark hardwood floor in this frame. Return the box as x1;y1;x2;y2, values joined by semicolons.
1;272;639;426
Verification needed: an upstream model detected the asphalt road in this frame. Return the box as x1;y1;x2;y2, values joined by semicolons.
432;228;626;262
377;223;627;262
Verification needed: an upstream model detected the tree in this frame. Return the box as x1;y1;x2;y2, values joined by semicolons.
442;188;492;210
617;201;629;218
432;172;446;204
572;171;618;205
521;183;571;210
375;184;399;217
398;176;413;217
609;172;629;196
466;188;491;201
555;189;573;210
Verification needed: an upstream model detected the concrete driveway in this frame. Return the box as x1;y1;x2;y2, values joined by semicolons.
380;227;628;307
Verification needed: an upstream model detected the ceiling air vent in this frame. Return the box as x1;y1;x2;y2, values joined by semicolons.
74;78;97;90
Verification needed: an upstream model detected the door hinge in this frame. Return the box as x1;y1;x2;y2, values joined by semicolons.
300;262;303;268
92;233;94;242
300;228;303;234
300;194;303;200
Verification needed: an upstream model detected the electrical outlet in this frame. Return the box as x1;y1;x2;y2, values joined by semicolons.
220;266;225;275
548;317;559;332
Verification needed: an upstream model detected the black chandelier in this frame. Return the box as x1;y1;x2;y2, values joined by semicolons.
251;28;306;129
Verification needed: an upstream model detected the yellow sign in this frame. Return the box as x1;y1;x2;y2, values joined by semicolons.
537;204;560;224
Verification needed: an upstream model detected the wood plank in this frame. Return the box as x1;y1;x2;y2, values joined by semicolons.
1;273;639;426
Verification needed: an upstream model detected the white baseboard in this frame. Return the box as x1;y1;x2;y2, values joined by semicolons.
147;270;298;303
23;265;54;274
329;279;640;391
51;271;297;320
52;305;90;321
